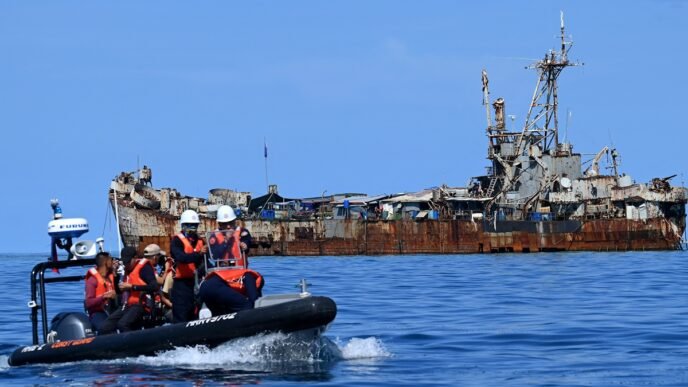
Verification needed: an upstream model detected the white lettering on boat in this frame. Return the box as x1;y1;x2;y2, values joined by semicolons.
20;344;47;353
185;313;237;327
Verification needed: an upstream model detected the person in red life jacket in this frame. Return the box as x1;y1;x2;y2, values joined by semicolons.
199;205;263;316
99;246;160;334
83;251;117;333
170;209;207;323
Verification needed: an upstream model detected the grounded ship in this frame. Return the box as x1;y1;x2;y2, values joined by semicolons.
110;18;686;256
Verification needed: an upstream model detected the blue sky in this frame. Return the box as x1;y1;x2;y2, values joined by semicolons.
1;1;686;253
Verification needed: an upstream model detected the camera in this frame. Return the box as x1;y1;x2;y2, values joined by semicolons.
114;259;125;278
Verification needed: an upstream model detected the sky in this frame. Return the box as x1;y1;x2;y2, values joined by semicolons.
1;1;686;253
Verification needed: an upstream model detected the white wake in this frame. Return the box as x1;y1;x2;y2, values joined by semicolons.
99;333;391;369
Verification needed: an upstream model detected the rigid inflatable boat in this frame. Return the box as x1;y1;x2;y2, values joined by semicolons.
8;200;337;366
8;258;337;366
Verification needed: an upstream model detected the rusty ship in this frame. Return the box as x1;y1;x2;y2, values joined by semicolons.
110;17;686;257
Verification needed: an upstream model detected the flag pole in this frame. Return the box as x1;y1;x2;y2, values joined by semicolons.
264;138;269;192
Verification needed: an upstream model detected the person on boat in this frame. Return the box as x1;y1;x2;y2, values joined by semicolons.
207;205;253;263
158;258;174;322
149;245;174;322
199;205;263;316
170;209;207;323
99;246;160;334
84;251;117;332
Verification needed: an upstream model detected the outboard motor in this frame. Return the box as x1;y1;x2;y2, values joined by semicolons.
46;312;95;343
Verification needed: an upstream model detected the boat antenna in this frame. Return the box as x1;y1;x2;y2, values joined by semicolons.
560;10;567;62
564;109;571;144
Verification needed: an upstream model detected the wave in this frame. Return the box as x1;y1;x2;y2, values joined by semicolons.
0;355;8;371
139;332;335;368
91;333;391;370
335;337;391;360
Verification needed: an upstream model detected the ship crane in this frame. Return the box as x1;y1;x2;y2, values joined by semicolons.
584;146;609;177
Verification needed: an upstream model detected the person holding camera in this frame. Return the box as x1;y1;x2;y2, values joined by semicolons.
145;244;174;323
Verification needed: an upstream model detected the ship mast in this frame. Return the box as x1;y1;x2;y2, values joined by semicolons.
516;11;579;156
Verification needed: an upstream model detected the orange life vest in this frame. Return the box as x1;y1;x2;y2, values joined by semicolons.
211;227;244;266
173;232;204;279
205;268;263;296
126;259;154;305
84;267;115;311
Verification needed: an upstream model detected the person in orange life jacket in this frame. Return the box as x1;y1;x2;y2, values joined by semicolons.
84;252;117;332
199;205;263;316
99;246;160;334
207;205;253;263
170;209;207;323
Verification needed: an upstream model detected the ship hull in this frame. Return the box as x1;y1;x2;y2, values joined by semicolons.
114;204;684;256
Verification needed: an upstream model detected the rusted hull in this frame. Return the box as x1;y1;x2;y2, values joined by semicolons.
482;218;681;253
115;205;683;256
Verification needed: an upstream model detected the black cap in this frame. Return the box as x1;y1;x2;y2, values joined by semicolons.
120;246;137;266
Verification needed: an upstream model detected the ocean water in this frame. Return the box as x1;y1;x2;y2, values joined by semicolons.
1;251;688;386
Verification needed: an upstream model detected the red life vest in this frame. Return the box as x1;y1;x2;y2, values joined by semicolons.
205;268;263;296
126;259;154;305
173;232;204;279
212;227;245;267
84;267;115;312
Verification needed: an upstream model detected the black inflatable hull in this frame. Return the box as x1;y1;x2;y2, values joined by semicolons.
9;296;336;366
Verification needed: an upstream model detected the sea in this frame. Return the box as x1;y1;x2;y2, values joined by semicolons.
1;251;687;386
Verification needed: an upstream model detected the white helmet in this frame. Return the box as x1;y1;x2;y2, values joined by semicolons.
180;209;200;224
217;205;237;223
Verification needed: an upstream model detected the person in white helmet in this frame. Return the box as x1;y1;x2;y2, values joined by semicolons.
170;209;207;322
207;205;253;260
199;205;262;315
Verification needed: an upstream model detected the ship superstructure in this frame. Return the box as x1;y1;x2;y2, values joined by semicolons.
470;13;685;229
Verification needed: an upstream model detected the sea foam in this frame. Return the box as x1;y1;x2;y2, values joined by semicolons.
94;333;391;370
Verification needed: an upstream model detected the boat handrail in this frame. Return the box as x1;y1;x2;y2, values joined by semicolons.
29;258;97;345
